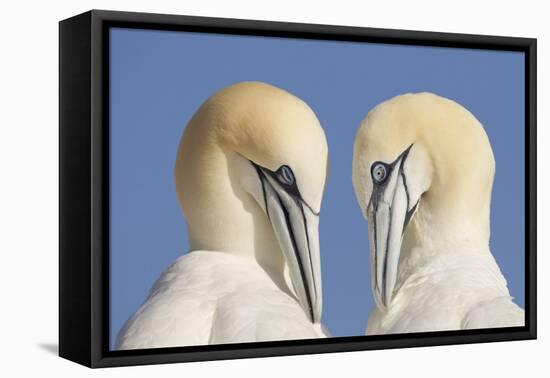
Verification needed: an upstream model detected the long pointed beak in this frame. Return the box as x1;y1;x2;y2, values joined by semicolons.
258;170;322;323
367;149;417;309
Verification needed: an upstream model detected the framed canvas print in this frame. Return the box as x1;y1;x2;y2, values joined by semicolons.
59;10;537;368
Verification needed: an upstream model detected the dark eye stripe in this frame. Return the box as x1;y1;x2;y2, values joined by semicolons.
250;160;320;216
371;163;388;184
278;165;295;185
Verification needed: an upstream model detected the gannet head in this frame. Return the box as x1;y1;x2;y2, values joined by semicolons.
352;93;495;310
175;82;328;323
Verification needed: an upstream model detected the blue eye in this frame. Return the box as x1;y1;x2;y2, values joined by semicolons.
277;165;295;185
372;163;388;184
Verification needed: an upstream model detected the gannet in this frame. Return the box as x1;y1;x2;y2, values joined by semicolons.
115;82;328;349
352;93;524;334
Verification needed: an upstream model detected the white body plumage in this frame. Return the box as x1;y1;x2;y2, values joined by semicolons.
366;244;524;334
116;251;325;349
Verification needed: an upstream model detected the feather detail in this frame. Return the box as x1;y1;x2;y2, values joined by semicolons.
115;251;324;350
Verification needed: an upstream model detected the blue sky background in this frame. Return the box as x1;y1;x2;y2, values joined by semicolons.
109;28;525;349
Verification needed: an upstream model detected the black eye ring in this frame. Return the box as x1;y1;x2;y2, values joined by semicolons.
277;165;295;186
371;162;388;184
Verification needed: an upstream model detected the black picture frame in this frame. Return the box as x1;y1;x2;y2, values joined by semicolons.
59;9;537;368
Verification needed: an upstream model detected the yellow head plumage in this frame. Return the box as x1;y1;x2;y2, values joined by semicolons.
174;82;328;322
352;92;495;307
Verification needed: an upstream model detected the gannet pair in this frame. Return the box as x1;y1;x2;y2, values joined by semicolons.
116;82;327;349
116;83;523;349
352;93;524;333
